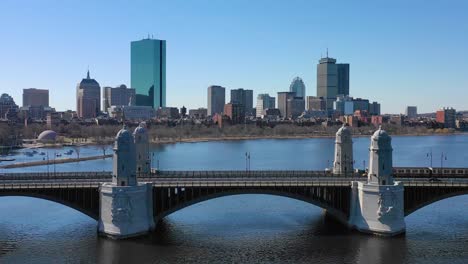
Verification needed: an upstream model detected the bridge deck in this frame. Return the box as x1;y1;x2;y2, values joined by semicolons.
0;178;467;189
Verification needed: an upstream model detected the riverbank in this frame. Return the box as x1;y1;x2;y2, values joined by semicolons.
0;154;112;169
150;131;468;144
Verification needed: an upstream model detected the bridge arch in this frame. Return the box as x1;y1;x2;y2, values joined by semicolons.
154;188;350;224
0;193;99;220
0;186;100;220
405;190;468;217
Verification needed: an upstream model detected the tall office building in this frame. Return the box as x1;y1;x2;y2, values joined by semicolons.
207;85;226;116
0;93;18;120
436;107;456;128
131;38;166;109
306;96;326;111
289;77;306;99
76;70;101;119
256;94;275;117
230;88;253;115
277;92;295;118
405;106;418;119
103;85;136;112
23;88;49;107
286;97;305;119
317;55;350;110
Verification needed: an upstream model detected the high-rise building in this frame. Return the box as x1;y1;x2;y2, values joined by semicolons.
76;71;101;119
131;38;166;109
230;88;253;116
436;107;456;128
224;102;245;124
286;97;305;119
103;85;136;112
255;94;275;117
369;101;381;115
317;55;350;110
334;95;354;115
289;77;306;99
207;85;225;116
23;88;49;107
352;98;370;112
307;96;326;111
277;92;295;118
0;93;19;120
405;106;418;119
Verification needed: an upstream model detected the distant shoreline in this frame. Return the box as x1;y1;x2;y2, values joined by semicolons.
14;131;468;148
150;131;468;144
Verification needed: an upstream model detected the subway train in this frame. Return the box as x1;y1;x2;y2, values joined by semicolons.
393;167;468;178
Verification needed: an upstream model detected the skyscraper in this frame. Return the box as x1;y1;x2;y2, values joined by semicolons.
76;71;100;119
23;88;49;107
277;92;295;118
289;77;306;99
131;38;166;109
207;85;226;116
230;88;253;115
103;85;136;112
317;55;350;111
256;94;275;117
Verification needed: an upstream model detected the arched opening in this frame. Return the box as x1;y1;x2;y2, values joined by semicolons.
0;194;98;220
405;193;468;238
157;191;349;227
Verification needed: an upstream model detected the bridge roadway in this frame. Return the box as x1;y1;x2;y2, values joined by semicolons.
0;170;467;223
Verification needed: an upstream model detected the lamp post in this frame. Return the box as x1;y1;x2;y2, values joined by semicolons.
441;152;447;172
427;148;433;167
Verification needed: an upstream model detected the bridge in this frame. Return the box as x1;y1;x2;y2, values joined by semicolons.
1;170;467;228
1;124;467;238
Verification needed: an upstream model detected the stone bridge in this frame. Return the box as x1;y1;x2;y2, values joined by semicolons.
1;171;467;227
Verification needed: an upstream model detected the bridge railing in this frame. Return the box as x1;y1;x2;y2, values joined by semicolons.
146;170;366;179
0;182;101;189
0;171;112;181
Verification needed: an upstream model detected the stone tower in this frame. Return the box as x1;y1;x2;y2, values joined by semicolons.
333;124;353;175
368;126;394;185
112;125;137;186
348;126;405;236
99;125;155;238
134;122;150;175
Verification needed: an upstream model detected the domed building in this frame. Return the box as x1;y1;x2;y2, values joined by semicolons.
289;77;306;98
37;130;57;143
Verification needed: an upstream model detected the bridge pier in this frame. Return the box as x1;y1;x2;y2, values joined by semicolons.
98;124;155;239
348;126;406;236
98;182;155;239
349;181;405;236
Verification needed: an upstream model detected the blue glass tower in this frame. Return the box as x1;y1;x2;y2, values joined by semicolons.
131;38;166;109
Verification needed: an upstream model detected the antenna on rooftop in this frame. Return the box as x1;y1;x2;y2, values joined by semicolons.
326;48;329;58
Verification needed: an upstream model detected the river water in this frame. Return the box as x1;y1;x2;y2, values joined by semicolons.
0;135;467;263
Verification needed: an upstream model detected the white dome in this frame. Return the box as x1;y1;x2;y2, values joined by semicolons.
37;130;57;141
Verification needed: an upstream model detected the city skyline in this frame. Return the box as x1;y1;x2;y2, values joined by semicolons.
1;1;468;113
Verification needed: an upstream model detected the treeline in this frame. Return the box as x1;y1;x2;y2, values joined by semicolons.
0;121;448;147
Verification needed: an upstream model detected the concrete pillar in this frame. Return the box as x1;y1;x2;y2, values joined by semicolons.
98;125;154;239
348;126;405;236
333;124;354;176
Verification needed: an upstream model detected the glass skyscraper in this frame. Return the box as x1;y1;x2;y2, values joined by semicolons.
131;38;166;109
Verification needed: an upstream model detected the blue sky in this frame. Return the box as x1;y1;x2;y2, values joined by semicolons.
1;0;467;113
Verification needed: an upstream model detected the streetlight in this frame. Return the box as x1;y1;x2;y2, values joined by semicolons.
427;148;433;167
441;152;447;173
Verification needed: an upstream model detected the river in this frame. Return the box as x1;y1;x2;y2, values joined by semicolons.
0;135;467;263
